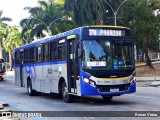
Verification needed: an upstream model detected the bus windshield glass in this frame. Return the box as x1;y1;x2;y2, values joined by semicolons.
82;39;134;70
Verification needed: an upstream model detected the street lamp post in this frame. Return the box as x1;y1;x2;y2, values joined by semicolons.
31;17;64;36
158;34;160;50
105;0;128;26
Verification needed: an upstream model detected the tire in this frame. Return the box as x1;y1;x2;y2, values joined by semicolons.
102;96;113;102
27;80;36;96
62;81;73;103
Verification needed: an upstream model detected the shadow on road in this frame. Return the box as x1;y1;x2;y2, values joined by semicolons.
74;96;137;106
20;92;137;106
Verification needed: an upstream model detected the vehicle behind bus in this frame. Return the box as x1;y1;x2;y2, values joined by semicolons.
0;58;6;80
14;26;136;102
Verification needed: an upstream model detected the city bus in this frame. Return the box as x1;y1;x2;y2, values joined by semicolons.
0;58;6;80
14;26;136;102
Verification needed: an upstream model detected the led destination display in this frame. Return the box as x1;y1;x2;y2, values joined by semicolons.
88;29;125;36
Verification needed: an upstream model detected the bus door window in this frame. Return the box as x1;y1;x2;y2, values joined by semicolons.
69;41;74;72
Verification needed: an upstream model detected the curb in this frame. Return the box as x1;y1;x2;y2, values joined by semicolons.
135;61;160;67
136;76;160;82
136;80;160;82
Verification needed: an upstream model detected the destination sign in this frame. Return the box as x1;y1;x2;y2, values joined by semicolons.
88;29;125;36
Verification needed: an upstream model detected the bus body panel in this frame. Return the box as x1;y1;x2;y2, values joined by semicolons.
15;68;20;85
15;61;68;94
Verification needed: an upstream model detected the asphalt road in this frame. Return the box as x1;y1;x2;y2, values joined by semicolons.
0;71;160;120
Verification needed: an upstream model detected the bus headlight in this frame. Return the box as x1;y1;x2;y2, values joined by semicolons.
130;77;136;84
83;77;96;87
83;78;89;83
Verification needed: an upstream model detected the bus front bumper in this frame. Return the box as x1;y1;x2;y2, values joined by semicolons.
81;81;136;96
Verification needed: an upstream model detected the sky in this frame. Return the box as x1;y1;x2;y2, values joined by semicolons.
0;0;38;26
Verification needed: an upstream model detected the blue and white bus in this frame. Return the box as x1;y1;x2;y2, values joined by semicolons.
14;26;136;102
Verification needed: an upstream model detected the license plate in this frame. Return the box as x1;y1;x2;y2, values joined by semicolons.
110;88;119;92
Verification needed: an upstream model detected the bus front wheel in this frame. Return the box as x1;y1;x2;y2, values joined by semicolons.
102;96;113;102
62;81;73;103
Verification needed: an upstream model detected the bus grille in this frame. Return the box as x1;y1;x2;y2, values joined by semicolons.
96;84;130;92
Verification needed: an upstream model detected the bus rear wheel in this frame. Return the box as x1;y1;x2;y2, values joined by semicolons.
102;96;113;102
62;81;73;103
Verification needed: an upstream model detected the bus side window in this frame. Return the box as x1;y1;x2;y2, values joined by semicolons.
24;49;29;63
37;46;42;62
50;41;57;61
43;43;49;61
29;47;35;63
15;51;20;65
58;45;65;60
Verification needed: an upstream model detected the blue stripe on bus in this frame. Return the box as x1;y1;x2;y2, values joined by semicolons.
14;60;67;68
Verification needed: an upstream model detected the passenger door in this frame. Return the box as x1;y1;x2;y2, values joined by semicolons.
19;49;24;87
66;35;79;93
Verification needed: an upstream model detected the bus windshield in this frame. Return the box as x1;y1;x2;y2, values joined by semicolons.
82;39;134;70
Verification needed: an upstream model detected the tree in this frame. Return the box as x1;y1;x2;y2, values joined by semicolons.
21;0;74;41
122;0;160;68
0;23;7;58
64;0;127;26
0;10;12;59
64;0;106;26
3;27;23;71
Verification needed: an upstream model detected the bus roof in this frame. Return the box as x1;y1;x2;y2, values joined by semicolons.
90;25;130;29
15;26;84;51
15;25;130;51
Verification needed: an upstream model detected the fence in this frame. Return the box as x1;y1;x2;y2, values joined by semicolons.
136;52;160;61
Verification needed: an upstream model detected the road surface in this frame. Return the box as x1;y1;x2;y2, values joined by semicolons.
0;71;160;120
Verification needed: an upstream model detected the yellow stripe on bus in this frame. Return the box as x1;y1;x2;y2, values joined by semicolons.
95;74;133;81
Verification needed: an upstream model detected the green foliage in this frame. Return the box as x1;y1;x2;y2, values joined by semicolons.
3;27;23;52
21;0;75;40
121;0;160;52
2;49;9;62
0;23;7;38
64;0;106;26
